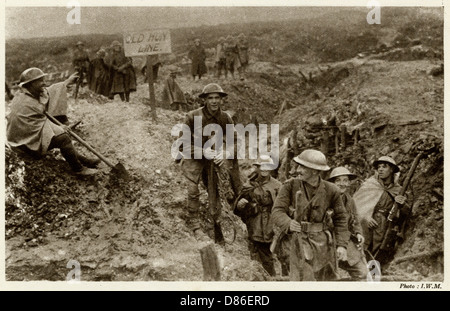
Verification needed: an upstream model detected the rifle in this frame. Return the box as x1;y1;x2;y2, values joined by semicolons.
375;151;424;259
74;67;84;99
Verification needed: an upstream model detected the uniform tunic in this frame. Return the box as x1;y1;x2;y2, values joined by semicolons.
180;106;241;231
188;45;207;77
353;175;402;254
272;177;350;281
109;50;137;94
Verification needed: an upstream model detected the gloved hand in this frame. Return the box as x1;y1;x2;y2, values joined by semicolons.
394;195;407;205
236;198;249;210
213;150;231;167
64;72;80;87
336;246;348;261
203;147;217;160
356;233;365;250
367;217;378;229
289;220;302;233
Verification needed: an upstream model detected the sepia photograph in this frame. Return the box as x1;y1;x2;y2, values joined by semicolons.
2;1;445;290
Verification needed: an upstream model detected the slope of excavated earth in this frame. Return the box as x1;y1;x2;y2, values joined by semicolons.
275;58;443;281
5;78;280;282
5;52;443;282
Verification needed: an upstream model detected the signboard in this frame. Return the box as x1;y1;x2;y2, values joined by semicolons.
123;29;171;57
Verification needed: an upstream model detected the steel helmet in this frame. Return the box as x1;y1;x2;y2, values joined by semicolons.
96;49;106;56
168;65;181;74
253;155;275;171
111;40;122;47
373;156;400;173
199;83;228;98
76;41;84;46
218;36;226;43
328;166;357;181
293;149;330;171
18;67;47;87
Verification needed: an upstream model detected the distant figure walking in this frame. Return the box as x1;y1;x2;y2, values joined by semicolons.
224;35;240;79
188;38;207;81
108;40;137;102
237;33;249;80
72;41;91;98
89;49;111;97
215;37;227;79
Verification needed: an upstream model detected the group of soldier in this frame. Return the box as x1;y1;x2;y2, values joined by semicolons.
6;41;407;281
72;40;137;102
187;33;249;81
179;83;409;281
214;33;249;80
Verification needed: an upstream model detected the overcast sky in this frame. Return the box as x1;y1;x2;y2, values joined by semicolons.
5;6;359;39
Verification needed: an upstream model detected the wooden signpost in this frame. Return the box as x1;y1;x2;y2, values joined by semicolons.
123;29;172;122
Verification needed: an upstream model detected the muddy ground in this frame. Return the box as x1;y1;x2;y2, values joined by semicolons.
5;8;444;283
5;55;443;282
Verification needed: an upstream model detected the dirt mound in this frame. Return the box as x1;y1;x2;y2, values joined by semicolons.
5;8;444;282
5;83;276;281
275;58;443;281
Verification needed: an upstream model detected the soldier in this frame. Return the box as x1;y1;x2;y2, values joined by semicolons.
236;33;249;80
328;167;368;281
88;49;111;97
188;38;207;81
72;41;91;98
162;65;187;111
178;83;241;242
215;37;227;79
234;155;281;276
271;149;350;281
353;156;408;265
6;67;99;175
108;40;137;102
224;35;240;79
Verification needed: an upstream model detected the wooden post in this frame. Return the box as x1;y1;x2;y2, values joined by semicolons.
146;55;158;122
200;244;221;281
321;131;329;155
334;128;339;155
340;125;347;149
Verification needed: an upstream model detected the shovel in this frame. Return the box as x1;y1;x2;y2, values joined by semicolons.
44;112;130;180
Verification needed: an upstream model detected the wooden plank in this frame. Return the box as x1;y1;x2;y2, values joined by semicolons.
200;244;221;281
146;55;158;122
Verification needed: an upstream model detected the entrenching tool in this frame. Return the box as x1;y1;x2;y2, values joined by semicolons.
44;112;130;180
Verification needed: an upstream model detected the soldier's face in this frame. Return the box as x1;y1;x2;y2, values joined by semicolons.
28;77;46;96
296;164;318;183
377;163;394;180
256;166;271;178
206;93;222;113
333;176;350;193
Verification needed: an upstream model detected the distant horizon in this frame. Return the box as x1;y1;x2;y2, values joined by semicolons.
6;6;369;40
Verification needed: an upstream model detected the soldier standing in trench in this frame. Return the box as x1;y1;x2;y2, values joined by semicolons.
178;83;241;242
271;149;350;281
234;155;282;276
353;156;408;266
328;167;368;280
